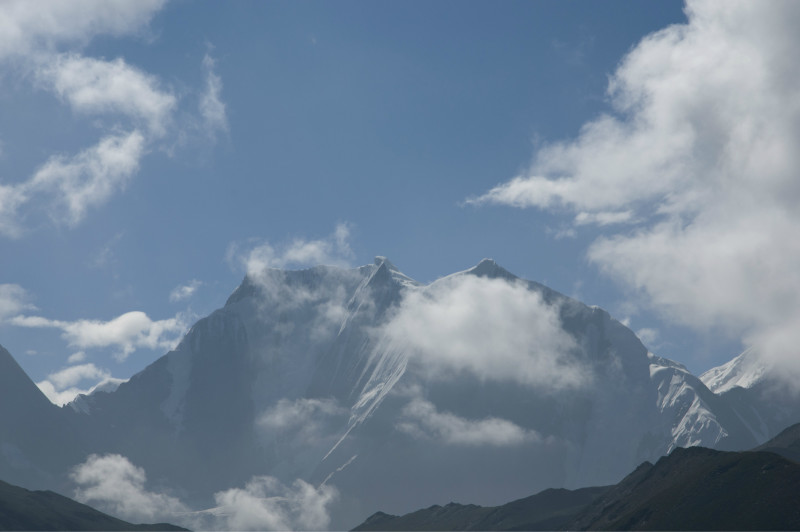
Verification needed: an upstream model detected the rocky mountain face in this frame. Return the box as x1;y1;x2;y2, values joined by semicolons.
1;258;797;529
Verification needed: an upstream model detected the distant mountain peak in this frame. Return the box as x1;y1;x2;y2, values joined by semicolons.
373;256;399;270
465;258;516;281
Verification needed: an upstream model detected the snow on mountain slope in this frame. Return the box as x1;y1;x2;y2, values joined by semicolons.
700;347;800;445
648;353;757;452
700;348;768;394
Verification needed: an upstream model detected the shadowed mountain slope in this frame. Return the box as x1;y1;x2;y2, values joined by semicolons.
0;478;186;531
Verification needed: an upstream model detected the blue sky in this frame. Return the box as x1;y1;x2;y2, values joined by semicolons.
5;0;799;405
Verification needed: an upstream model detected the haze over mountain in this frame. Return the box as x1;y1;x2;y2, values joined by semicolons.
2;259;797;530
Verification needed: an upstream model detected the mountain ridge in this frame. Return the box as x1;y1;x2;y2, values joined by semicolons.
2;258;798;529
353;423;800;531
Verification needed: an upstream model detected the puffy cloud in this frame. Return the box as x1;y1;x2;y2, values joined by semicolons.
200;53;228;136
71;454;338;531
169;280;202;302
209;476;338;531
397;397;540;447
11;310;188;361
470;1;800;379
0;283;34;319
380;275;590;391
71;454;188;524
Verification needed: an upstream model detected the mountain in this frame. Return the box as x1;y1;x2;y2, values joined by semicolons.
570;441;800;530
701;348;800;443
353;486;610;531
354;423;800;531
0;476;186;531
1;258;797;529
0;345;85;490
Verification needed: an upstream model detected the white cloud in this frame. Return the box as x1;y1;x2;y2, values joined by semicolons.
169;280;202;302
380;275;591;391
0;184;27;237
0;283;34;319
28;131;145;226
397;397;540;447
209;476;338;531
11;310;188;361
0;0;166;60
71;453;337;531
36;363;126;406
40;54;176;136
229;223;355;277
574;210;634;226
258;398;347;447
635;327;659;347
0;1;225;236
470;1;800;380
71;454;188;524
0;131;145;231
67;351;87;363
200;53;228;136
46;362;108;389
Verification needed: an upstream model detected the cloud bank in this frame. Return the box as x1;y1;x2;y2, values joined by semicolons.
471;1;800;378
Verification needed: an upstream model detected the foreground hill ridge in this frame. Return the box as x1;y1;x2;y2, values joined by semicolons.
0;477;186;531
354;422;800;531
1;257;798;529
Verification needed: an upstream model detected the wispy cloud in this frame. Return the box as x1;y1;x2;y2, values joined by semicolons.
257;398;348;449
228;222;355;276
0;283;35;320
397;397;541;447
0;0;166;61
0;1;228;236
169;280;203;303
40;53;176;136
200;53;228;137
28;131;145;226
470;1;800;382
